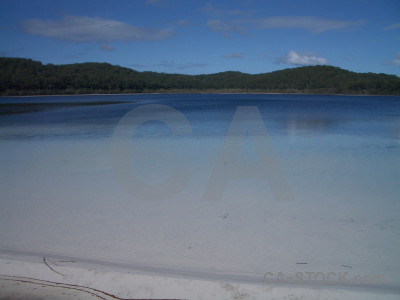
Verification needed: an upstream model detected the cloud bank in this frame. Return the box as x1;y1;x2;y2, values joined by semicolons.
206;20;245;38
21;15;173;43
250;16;364;33
384;23;400;30
207;16;364;37
281;51;328;66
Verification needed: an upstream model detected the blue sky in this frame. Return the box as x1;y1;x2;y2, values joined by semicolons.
1;0;399;75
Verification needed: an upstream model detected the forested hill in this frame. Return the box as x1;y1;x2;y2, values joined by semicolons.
1;57;400;96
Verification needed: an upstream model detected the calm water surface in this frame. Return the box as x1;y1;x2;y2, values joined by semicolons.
0;94;399;289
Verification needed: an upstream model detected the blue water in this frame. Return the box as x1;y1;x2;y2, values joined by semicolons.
0;94;399;290
1;94;399;139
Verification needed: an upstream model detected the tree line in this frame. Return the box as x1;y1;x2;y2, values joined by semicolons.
1;57;399;96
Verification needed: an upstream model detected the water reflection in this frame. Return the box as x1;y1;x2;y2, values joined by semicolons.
285;116;339;136
0;101;133;115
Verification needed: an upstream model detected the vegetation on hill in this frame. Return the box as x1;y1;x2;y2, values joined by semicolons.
1;57;399;96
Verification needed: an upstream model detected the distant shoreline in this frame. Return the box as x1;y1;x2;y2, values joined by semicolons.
2;58;399;97
1;91;398;98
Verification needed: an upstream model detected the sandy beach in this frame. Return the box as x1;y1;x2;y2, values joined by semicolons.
1;252;399;300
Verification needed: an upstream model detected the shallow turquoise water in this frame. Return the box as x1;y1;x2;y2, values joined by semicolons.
0;94;399;290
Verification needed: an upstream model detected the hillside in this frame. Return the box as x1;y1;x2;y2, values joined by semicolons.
1;57;399;96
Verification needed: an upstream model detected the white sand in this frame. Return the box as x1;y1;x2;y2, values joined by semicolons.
1;254;399;300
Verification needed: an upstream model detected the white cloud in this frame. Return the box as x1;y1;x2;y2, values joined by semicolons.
384;23;400;30
223;53;243;59
206;20;245;38
248;16;364;33
99;44;115;51
390;53;400;66
21;15;173;43
281;51;328;66
207;16;363;37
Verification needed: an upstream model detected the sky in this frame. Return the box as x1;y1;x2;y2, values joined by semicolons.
0;0;399;76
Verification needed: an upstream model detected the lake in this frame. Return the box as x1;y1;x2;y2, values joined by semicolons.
0;94;399;290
